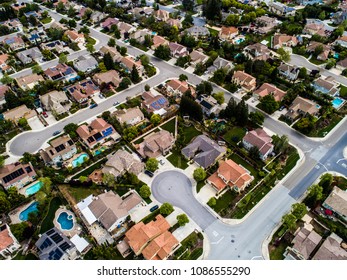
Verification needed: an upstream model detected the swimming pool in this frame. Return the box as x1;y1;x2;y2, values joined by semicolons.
72;153;89;167
332;97;345;109
94;147;106;156
19;202;39;221
25;181;43;196
57;212;74;230
235;38;245;44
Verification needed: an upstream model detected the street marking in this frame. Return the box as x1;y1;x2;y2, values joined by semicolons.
315;165;320;169
212;231;219;237
211;236;224;245
251;256;264;260
342;163;347;169
337;158;346;164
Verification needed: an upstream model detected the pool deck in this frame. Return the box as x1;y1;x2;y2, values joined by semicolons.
53;207;82;237
19;180;41;197
66;152;89;168
9;200;37;224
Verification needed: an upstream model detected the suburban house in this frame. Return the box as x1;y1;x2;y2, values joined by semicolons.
166;79;196;98
197;95;221;116
16;47;42;64
0;54;11;73
137;130;175;158
206;56;234;74
244;43;271;61
15;73;45;90
167;18;182;29
73;55;98;73
65;79;100;103
102;150;144;179
306;41;331;61
278;63;300;81
253;83;287;102
93;70;121;87
101;17;119;30
151;35;169;50
335;36;347;48
154;9;170;22
130;29;152;44
182;135;226;169
40;135;77;166
1;36;25;51
303;21;327;36
44;63;78;82
207;159;253;194
0;224;21;259
3;104;37;124
231;71;257;92
332;10;347;25
113;107;144;126
124;214;179;260
0;85;9;107
312;76;340;96
242;128;274;161
120;56;144;74
131;7;154;18
284;227;322;260
336;57;347;70
255;16;279;34
312;233;347;260
189;50;209;66
141;91;170;115
272;34;298;49
0;18;23;33
285;96;320;121
64;30;85;44
50;21;67;31
99;46;122;62
219;26;238;40
185;26;210;38
268;1;295;17
76;118;119;149
35;227;78;260
40;90;71;116
322;186;347;222
117;22;136;37
26;30;48;44
0;162;36;190
41;40;65;54
169;42;188;58
90;11;106;23
77;191;142;232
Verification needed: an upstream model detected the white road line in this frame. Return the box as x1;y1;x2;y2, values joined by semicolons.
211;236;224;245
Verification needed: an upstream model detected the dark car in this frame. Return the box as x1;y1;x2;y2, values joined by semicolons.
144;170;154;177
52;130;61;136
89;103;98;109
150;205;159;212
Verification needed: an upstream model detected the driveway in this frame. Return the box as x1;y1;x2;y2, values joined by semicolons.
151;170;217;230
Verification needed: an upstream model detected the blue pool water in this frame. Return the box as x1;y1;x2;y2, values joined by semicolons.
19;202;39;221
57;212;74;230
332;97;344;109
25;181;43;196
72;153;89;167
235;38;245;44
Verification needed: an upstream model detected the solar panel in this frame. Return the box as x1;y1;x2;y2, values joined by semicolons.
50;233;63;244
59;242;71;251
55;144;66;153
40;238;53;250
46;229;55;235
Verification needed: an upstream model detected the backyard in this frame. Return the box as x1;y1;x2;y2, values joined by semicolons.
223;127;246;144
59;185;103;204
167;149;189;169
180;124;201;145
39;196;63;234
160;117;176;135
339;85;347;98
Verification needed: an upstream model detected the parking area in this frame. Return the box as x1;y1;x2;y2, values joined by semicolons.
28;116;45;130
45;111;58;125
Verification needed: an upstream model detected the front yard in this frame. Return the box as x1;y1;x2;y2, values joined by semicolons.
167;149;189;169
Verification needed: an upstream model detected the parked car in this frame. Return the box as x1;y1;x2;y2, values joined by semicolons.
89;103;98;109
150;205;159;212
99;94;104;99
52;130;61;136
113;101;119;106
279;106;285;111
144;170;154;177
159;159;165;165
42;111;48;118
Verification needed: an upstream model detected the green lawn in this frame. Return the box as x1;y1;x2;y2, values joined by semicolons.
309;57;324;65
277;151;300;180
141;209;160;224
207;28;219;37
310;115;343;137
66;187;102;202
86;37;97;45
269;240;290;260
211;190;238;213
40;197;63;234
339;85;347;98
196;180;205;193
167;150;189;169
181;125;201;145
228;153;260;181
160;118;176;134
223;127;246;144
40;17;52;24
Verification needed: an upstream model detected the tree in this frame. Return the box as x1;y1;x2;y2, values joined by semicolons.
64;123;79;139
207;197;216;207
123;126;138;141
203;0;221;21
211;68;227;85
150;114;161;126
177;214;189;226
67;6;75;18
160;202;174;216
318;11;326;20
20;152;38;165
79;176;89;183
224;14;239;26
294;117;314;134
68;19;77;28
0;192;11;214
108;38;116;47
103;52;114;70
146;158;159;172
282;213;297;231
182;0;194;11
144;84;150;91
277;48;290;62
179;74;188;81
1;74;13;85
31;64;42;74
291;203;308;220
249;146;260;160
98;62;107;72
56;1;65;13
180;92;203;121
314;45;324;57
130;65;141;83
249;111;264;126
183;13;193;28
39;177;52;195
86;43;95;53
235;99;248;126
307;184;323;202
154;45;171;60
272;135;289;154
193;167;206;182
18;118;28;128
223;97;237;119
9;222;33;242
139;185;151;199
196;81;213;96
102;173;117;189
0;155;4;168
212;92;225;105
298;67;307;79
259;95;279;114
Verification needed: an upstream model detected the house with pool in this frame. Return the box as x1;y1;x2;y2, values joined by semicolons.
0;162;36;190
40;135;77;167
77;191;142;233
0;224;21;259
76;118;121;149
